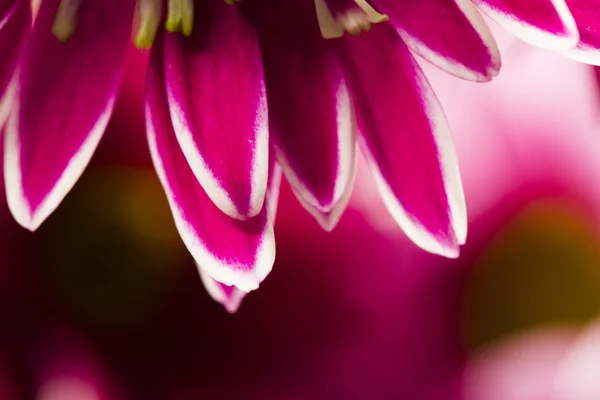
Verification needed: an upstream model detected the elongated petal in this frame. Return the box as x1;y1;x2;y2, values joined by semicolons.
147;43;275;292
372;0;500;81
335;25;466;257
164;0;268;220
294;149;357;231
198;162;282;313
250;0;356;230
473;0;579;50
0;0;30;128
3;0;134;231
199;269;248;314
562;0;600;64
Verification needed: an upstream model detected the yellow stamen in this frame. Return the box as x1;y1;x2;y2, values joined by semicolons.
51;0;82;42
134;0;162;48
165;0;194;36
224;0;241;4
315;0;388;39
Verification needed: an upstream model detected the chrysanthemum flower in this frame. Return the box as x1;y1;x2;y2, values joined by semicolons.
0;0;599;293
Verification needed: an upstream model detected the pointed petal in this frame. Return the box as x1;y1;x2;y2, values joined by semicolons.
199;268;248;314
163;0;269;220
3;0;134;231
294;149;357;232
251;1;356;229
197;162;282;313
372;0;500;81
473;0;579;50
334;25;466;257
0;0;30;128
562;0;600;64
146;43;275;292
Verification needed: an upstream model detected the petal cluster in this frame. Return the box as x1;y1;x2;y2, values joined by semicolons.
1;0;599;311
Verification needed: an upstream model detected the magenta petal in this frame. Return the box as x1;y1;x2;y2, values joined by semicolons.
373;0;500;81
163;0;269;220
563;0;600;64
335;25;466;257
146;44;275;292
198;162;282;313
199;269;248;314
3;0;134;231
253;2;356;227
0;0;30;127
474;0;579;50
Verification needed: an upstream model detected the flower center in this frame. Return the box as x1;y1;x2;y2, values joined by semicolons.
315;0;388;39
50;0;387;48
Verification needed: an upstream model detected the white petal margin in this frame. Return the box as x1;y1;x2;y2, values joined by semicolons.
166;79;269;221
360;57;467;258
563;46;600;66
4;95;114;231
146;104;276;292
294;149;357;232
473;0;579;51
399;0;501;82
199;267;248;314
275;80;357;214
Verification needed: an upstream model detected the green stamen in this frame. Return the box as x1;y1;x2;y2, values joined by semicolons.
134;0;162;48
52;0;82;42
165;0;194;36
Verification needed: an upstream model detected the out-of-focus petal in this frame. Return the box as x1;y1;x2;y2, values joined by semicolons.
164;0;269;220
373;0;500;81
335;25;466;257
0;0;30;127
555;319;600;400
562;0;600;64
249;0;356;231
3;0;134;231
146;42;275;292
473;0;579;50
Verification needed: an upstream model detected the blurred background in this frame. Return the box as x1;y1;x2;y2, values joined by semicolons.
2;29;600;400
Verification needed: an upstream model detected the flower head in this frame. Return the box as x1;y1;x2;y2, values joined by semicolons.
0;0;598;298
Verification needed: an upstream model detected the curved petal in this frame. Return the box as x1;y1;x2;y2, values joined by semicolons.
334;25;466;258
473;0;579;50
562;0;600;64
0;0;30;128
199;269;248;314
164;0;269;220
3;0;134;231
555;319;600;399
146;43;275;292
197;162;282;313
249;0;356;230
372;0;500;81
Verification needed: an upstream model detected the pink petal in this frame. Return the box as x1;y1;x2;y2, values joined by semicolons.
146;42;275;292
199;269;248;314
197;162;282;313
163;0;269;220
3;0;134;231
562;0;600;64
0;0;30;128
335;25;466;257
373;0;501;81
555;319;600;400
473;0;579;50
251;0;356;230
